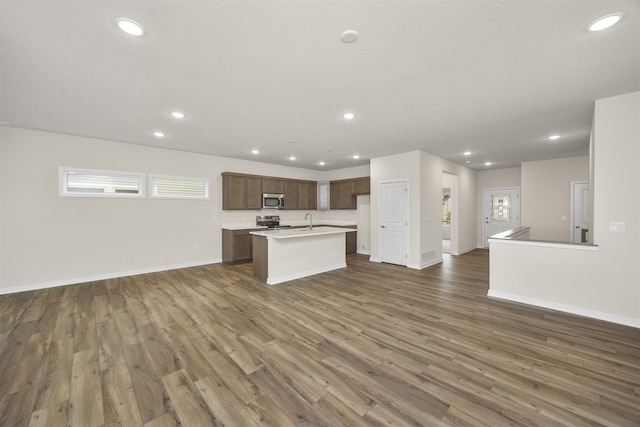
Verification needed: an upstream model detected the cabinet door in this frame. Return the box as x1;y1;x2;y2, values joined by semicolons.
246;176;263;209
233;234;252;261
299;181;317;210
352;177;370;195
223;175;246;210
330;181;355;209
262;178;284;194
284;180;299;210
222;229;253;263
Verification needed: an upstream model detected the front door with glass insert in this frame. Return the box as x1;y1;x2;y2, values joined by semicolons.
482;187;520;247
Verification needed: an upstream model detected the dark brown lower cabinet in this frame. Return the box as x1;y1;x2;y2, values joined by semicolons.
222;229;257;264
346;229;357;254
223;226;357;264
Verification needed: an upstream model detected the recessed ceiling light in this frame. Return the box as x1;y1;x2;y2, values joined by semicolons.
484;162;492;166
341;30;359;43
353;154;360;159
116;18;145;36
288;156;296;161
343;112;356;120
463;151;472;156
548;134;560;140
251;149;259;154
588;13;623;32
318;161;326;166
153;131;165;137
170;111;185;119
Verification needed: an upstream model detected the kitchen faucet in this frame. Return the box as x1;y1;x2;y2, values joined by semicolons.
304;213;313;230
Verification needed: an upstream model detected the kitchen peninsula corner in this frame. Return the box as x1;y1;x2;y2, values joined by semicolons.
251;227;356;285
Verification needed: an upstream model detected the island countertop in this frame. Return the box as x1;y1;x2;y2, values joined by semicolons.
250;226;355;240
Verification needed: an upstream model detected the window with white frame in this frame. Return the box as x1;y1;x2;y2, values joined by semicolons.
149;174;210;199
59;167;145;198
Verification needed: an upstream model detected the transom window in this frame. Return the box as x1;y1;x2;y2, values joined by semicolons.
149;175;210;200
59;167;145;198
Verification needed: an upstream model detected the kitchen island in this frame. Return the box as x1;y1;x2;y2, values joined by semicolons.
250;227;356;285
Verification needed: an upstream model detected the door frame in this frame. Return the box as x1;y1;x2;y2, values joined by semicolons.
482;187;520;247
570;180;589;243
378;179;409;266
442;172;459;256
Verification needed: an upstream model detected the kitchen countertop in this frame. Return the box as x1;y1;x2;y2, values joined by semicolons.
250;226;356;240
222;221;356;231
221;224;268;230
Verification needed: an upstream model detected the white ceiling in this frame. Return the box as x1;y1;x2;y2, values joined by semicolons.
1;1;638;170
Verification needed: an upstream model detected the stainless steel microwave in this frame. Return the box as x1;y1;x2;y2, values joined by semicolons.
262;193;284;209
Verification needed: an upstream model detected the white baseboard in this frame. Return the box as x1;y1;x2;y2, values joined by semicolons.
488;290;640;329
266;263;347;285
0;258;222;295
457;246;478;255
369;257;381;263
408;257;443;270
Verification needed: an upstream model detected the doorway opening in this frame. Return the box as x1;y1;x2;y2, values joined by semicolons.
442;172;459;255
442;187;452;254
570;181;589;243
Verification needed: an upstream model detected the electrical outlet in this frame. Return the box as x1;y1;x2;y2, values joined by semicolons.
610;222;626;232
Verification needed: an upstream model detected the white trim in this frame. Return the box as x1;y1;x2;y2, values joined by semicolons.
457;246;478;255
408;257;443;270
488;238;598;251
0;259;221;295
488;290;640;329
369;257;382;263
266;263;347;285
59;166;145;198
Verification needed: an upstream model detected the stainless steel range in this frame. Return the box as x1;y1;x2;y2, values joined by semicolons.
256;215;290;229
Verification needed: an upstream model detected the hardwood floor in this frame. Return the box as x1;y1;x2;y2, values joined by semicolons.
1;250;639;426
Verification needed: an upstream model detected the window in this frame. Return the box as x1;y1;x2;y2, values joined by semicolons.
59;167;145;198
491;193;512;221
149;175;210;199
317;182;329;210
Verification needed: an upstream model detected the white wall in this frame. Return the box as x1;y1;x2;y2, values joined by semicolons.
489;91;640;327
370;150;477;268
356;195;371;255
521;156;588;241
370;151;421;266
476;167;521;247
0;127;370;293
423;152;478;257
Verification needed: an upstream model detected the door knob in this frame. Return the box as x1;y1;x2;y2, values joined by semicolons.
380;225;386;228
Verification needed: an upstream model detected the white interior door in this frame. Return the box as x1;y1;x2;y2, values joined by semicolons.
571;181;589;243
380;181;408;266
483;187;520;247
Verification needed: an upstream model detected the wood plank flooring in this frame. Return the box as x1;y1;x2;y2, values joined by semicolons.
1;250;639;426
